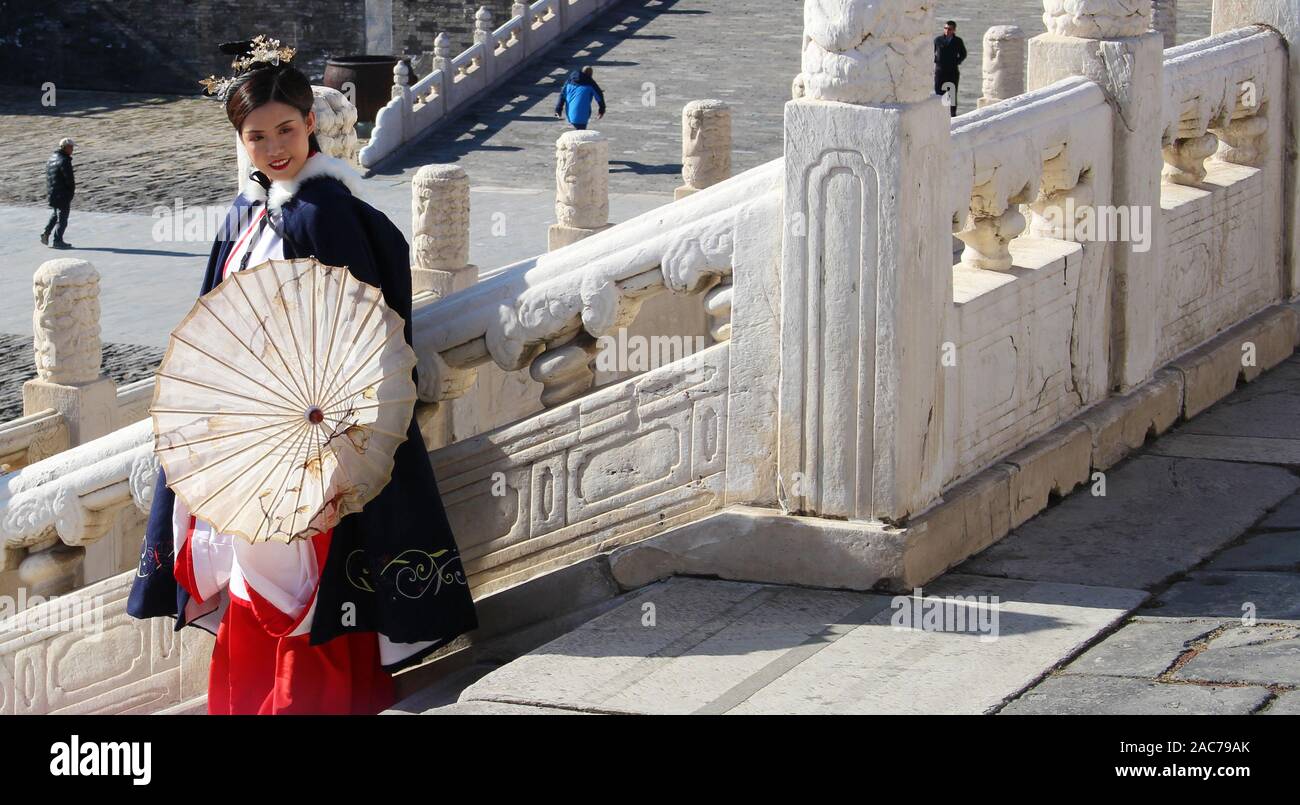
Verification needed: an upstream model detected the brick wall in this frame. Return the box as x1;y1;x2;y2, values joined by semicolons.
393;0;516;64
0;0;519;95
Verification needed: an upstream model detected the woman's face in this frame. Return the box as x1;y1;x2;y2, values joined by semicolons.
240;100;315;181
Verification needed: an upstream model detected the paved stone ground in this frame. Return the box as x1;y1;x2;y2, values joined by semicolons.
414;352;1300;715
0;334;163;421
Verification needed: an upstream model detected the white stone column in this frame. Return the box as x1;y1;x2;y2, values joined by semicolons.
412;164;477;298
23;259;116;445
19;258;117;596
978;26;1027;107
549;130;612;250
779;0;950;522
675;100;732;200
1213;0;1300;296
1029;0;1164;390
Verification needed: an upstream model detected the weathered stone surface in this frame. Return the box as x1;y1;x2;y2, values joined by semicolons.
1170;332;1250;419
1164;309;1297;421
725;575;1146;714
1000;675;1270;714
1141;571;1300;623
1239;307;1296;381
1004;421;1093;528
458;577;891;714
1168;354;1300;440
957;457;1299;589
455;575;1145;714
1078;369;1183;470
1060;618;1219;678
608;506;906;593
1203;532;1300;571
1174;623;1300;685
899;465;1012;589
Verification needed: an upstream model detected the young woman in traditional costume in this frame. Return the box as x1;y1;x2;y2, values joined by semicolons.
128;36;479;715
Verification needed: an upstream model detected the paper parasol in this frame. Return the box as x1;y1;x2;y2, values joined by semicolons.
150;257;418;544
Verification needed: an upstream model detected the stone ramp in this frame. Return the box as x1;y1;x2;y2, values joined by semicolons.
423;574;1146;714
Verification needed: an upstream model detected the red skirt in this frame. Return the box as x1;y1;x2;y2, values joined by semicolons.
176;525;396;715
206;595;395;715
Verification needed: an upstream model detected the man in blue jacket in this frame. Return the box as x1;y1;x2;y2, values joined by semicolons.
554;66;606;130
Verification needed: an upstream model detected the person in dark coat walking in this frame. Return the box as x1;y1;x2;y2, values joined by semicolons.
554;66;606;130
934;20;968;117
41;137;76;248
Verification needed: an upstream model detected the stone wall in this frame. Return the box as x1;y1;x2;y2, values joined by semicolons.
0;0;515;95
394;0;517;70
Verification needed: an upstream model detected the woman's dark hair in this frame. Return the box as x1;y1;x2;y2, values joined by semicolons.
225;64;321;153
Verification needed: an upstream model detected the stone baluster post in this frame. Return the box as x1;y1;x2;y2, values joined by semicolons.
779;0;950;522
977;26;1026;107
675;100;732;199
1213;0;1300;295
549;130;612;250
513;2;532;53
19;258;118;595
412;164;477;298
23;259;116;445
1028;0;1164;391
475;7;496;80
433;32;452;74
392;59;413;139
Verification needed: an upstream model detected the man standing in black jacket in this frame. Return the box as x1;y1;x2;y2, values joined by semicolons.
41;137;76;249
934;20;967;118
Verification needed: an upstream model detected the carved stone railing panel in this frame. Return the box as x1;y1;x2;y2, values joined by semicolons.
1161;26;1281;183
951;78;1112;270
410;159;781;408
432;342;730;596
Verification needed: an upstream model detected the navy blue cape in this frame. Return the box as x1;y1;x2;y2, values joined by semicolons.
127;175;479;673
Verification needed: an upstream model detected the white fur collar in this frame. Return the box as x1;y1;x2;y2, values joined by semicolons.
240;152;367;211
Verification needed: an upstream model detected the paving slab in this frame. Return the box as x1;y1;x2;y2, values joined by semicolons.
723;575;1146;714
1173;624;1300;686
1171;355;1300;440
956;456;1299;589
1058;618;1222;678
1139;571;1300;624
457;576;891;714
1259;493;1300;530
1146;433;1300;465
999;675;1272;715
454;575;1147;714
1203;532;1300;572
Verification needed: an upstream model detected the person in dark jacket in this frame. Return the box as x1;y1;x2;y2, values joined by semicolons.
934;20;967;117
554;66;606;129
41;138;76;248
129;39;479;714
